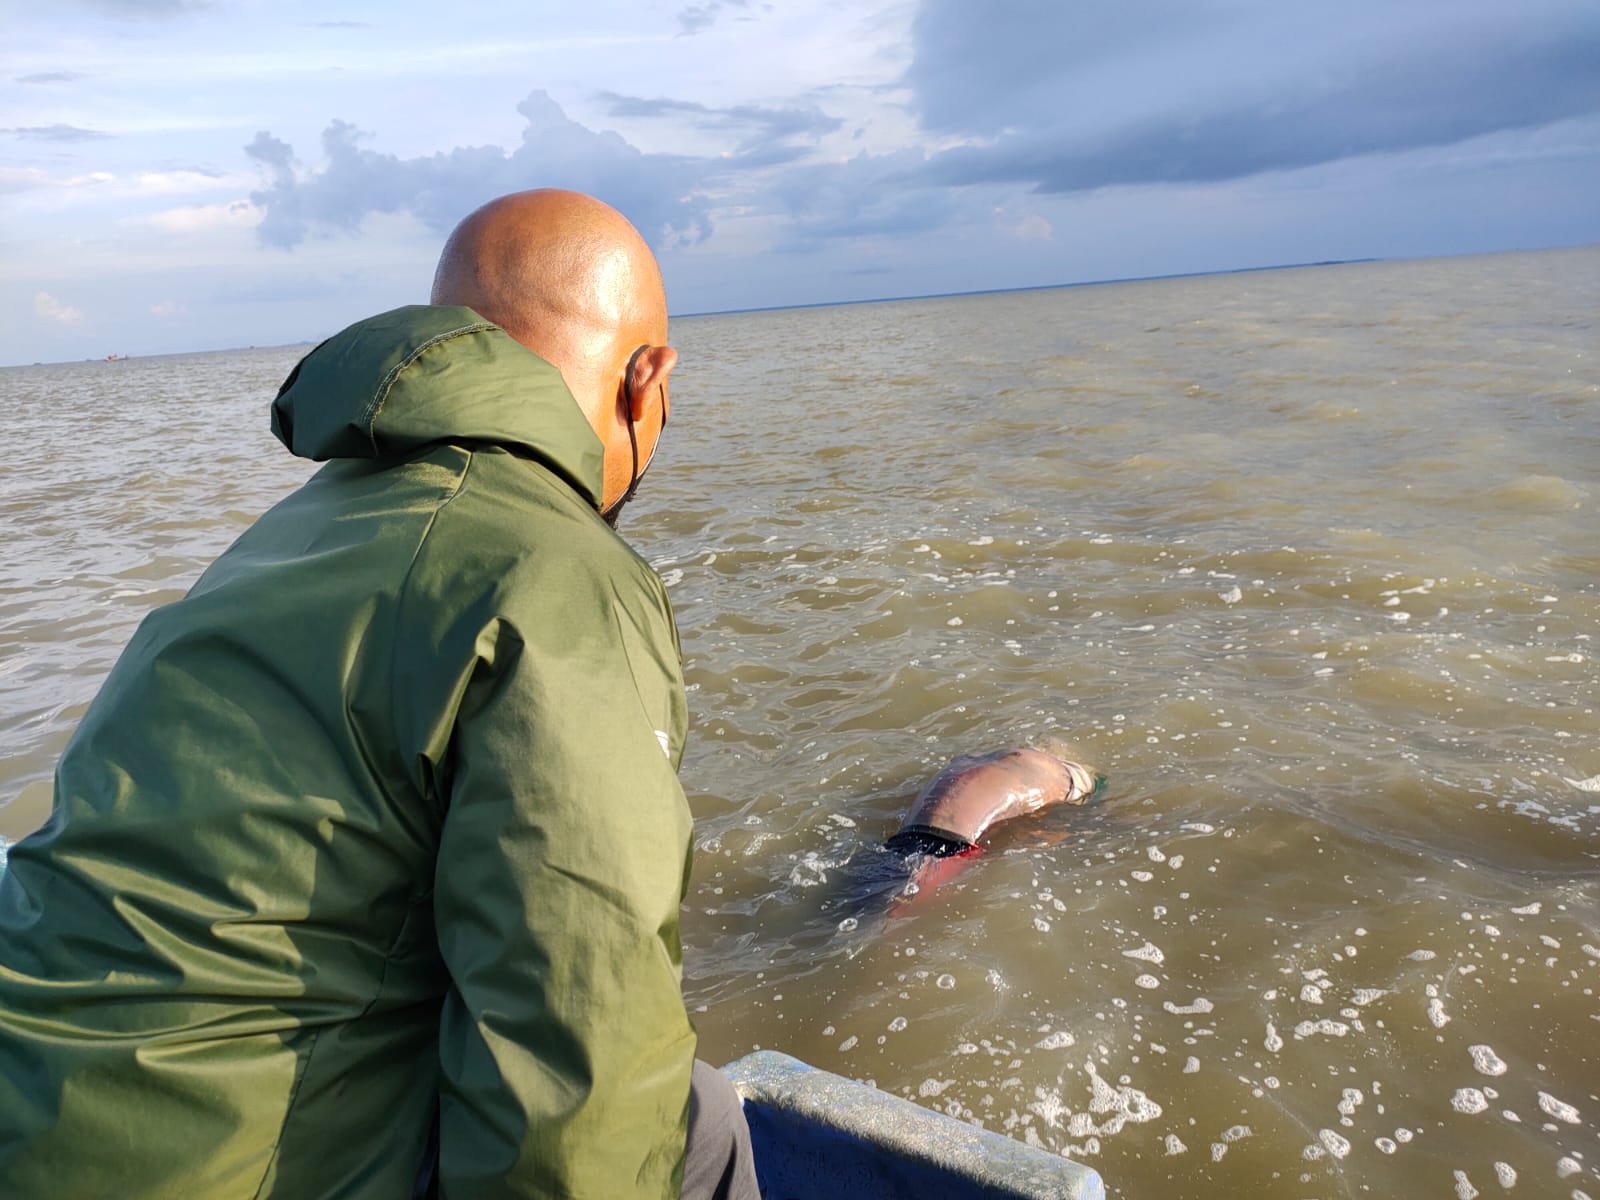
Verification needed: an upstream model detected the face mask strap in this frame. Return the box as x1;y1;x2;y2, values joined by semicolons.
603;345;660;528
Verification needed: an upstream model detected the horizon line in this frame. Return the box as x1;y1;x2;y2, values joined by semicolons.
674;255;1384;320
10;240;1594;367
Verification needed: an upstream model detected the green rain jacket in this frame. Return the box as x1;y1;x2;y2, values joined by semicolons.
0;306;696;1199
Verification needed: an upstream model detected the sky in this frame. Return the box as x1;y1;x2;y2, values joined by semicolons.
4;0;1598;365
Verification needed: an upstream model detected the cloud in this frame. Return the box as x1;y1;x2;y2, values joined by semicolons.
245;131;296;177
309;21;374;29
764;147;957;249
246;90;715;251
61;0;213;16
0;165;115;195
151;162;227;179
122;200;260;233
3;124;112;142
597;91;843;162
1001;211;1052;242
0;167;52;195
677;0;748;36
150;299;188;317
17;71;88;84
34;292;83;323
243;88;899;259
906;0;1600;193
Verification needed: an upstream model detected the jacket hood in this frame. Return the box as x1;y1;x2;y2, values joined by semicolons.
271;305;606;509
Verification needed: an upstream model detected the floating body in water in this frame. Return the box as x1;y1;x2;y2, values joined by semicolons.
881;746;1101;907
797;745;1103;952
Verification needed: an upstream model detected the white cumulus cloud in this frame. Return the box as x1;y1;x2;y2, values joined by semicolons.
123;200;261;233
34;292;84;323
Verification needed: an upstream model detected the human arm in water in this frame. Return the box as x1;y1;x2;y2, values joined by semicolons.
885;747;1099;858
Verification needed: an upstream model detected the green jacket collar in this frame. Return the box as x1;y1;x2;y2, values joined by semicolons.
271;305;605;510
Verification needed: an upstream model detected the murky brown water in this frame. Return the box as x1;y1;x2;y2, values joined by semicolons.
3;247;1597;1198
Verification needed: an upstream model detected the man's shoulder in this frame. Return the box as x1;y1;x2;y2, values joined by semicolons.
423;447;669;610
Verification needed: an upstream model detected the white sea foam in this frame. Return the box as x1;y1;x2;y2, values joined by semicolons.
1426;990;1451;1028
1468;1045;1507;1076
1338;1088;1364;1118
1121;941;1165;965
1318;1129;1351;1159
1029;1087;1067;1128
1294;1019;1350;1038
1452;1088;1489;1114
1083;1060;1163;1131
1537;1091;1581;1124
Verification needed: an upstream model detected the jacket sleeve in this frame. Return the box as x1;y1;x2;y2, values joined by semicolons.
409;525;696;1199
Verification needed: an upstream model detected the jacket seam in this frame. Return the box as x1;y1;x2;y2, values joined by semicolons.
387;448;476;821
250;1025;327;1200
360;322;498;455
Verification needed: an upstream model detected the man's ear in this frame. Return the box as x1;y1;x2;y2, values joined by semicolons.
627;344;677;422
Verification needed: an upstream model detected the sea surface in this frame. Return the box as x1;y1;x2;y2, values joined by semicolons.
3;246;1597;1198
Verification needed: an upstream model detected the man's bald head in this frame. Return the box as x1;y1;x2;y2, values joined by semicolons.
431;189;678;522
431;189;667;367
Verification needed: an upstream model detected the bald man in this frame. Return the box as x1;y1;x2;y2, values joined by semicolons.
0;191;755;1200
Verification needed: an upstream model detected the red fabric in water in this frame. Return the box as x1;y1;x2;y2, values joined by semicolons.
890;844;983;917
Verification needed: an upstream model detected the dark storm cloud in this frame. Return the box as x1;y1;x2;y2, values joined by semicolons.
907;0;1600;193
905;0;1217;135
246;91;713;251
766;148;958;250
18;72;89;84
3;124;111;142
597;92;842;161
